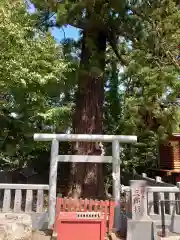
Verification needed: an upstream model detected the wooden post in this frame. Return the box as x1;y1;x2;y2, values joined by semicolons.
109;200;115;232
156;176;164;215
48;139;59;228
160;201;166;237
112;140;121;231
176;182;180;214
130;180;148;220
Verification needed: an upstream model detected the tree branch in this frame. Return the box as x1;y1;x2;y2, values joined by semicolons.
166;50;180;70
107;28;128;66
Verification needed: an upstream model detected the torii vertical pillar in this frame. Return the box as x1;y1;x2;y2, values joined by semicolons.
49;139;59;228
112;140;121;232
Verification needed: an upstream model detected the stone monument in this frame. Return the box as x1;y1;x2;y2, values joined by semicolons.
126;180;157;240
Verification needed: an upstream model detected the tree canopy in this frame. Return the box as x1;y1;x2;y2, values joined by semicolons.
0;0;73;169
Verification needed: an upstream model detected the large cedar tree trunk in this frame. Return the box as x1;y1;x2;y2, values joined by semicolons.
68;29;107;199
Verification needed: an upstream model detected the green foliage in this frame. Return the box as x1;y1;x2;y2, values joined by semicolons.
104;0;180;172
0;0;73;169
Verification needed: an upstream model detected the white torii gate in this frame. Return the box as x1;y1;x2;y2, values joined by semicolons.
34;133;137;229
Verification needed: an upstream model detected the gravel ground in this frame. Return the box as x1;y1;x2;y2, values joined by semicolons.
157;231;180;240
32;230;52;240
31;230;180;240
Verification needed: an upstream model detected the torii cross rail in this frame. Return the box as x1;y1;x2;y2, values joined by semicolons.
34;133;137;230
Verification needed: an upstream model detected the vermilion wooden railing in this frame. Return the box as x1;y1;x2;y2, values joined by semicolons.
54;198;115;234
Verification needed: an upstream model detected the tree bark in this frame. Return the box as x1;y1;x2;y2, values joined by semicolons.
68;29;107;199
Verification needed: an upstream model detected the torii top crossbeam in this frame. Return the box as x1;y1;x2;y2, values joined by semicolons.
34;133;137;143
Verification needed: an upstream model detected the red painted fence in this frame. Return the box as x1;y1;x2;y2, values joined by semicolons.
54;198;115;234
